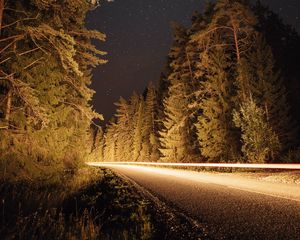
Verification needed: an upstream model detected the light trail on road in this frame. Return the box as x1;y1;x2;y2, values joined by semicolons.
88;163;300;202
88;163;300;239
87;161;300;170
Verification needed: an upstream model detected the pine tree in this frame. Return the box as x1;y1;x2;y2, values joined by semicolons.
195;48;239;162
233;97;280;163
132;99;144;161
236;35;297;157
114;97;131;161
143;82;160;161
192;0;258;101
103;118;117;162
159;81;192;162
0;0;106;179
159;24;195;162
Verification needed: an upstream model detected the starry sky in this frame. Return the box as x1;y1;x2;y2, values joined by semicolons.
87;0;300;122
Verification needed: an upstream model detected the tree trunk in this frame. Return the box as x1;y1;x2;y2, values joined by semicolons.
233;25;241;63
0;0;4;35
185;47;194;82
231;19;246;101
5;88;12;122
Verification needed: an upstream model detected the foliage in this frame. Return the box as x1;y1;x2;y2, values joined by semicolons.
236;35;298;155
159;24;197;162
0;0;106;180
98;0;299;164
233;98;280;163
0;168;153;240
195;49;239;162
102;86;160;162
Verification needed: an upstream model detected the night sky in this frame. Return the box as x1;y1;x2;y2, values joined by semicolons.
87;0;300;122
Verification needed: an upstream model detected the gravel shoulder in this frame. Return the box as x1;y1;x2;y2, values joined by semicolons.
116;171;209;240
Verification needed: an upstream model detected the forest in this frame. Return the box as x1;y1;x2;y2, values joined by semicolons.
1;0;299;239
94;1;300;165
0;1;157;239
0;0;299;181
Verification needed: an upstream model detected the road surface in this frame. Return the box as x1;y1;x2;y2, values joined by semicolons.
95;164;300;240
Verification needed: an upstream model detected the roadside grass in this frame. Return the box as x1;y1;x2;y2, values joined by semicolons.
0;167;153;240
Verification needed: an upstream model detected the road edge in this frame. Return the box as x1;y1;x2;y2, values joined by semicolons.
114;170;210;240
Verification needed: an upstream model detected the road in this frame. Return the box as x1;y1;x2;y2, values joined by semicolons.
95;164;300;240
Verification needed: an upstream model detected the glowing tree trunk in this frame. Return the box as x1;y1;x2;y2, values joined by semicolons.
0;0;4;34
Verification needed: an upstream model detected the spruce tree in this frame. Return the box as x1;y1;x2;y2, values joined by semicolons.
159;81;192;162
236;36;297;157
159;24;196;162
253;1;300;126
0;0;106;179
89;127;104;162
142;82;160;161
195;48;238;162
103;118;117;162
114;97;131;161
132;99;144;161
233;97;280;163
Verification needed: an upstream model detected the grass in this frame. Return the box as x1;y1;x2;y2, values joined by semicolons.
0;167;153;240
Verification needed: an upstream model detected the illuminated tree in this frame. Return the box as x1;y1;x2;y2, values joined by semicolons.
142;82;160;161
159;81;192;162
159;24;196;162
233;97;280;163
236;35;297;158
90;127;104;162
132;97;144;161
103;118;117;162
0;0;106;179
113;97;132;161
195;48;239;162
192;0;257;101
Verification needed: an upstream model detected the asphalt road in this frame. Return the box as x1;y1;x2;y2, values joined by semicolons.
103;165;300;240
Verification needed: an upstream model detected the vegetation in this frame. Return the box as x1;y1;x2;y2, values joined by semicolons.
0;168;153;240
98;0;300;164
0;0;299;238
0;0;105;180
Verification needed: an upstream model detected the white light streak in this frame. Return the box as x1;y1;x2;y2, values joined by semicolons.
86;163;300;202
87;162;300;170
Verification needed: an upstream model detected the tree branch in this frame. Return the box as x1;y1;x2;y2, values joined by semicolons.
2;14;39;30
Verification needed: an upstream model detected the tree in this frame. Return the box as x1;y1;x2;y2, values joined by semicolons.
0;0;106;180
253;1;300;126
192;0;258;101
132;99;144;161
113;97;132;161
89;126;104;162
159;24;196;162
233;97;280;163
236;35;297;157
159;81;192;162
195;48;239;162
142;82;160;161
103;118;117;162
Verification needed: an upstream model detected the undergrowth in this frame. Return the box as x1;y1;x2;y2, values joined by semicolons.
0;167;153;240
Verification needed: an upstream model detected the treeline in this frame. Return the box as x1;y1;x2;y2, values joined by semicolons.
0;0;106;180
95;0;300;164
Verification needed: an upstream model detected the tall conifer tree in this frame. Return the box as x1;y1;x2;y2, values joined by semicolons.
236;36;297;158
195;48;239;162
0;0;106;179
159;24;195;162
